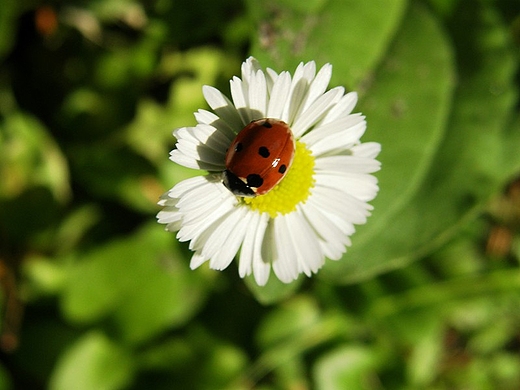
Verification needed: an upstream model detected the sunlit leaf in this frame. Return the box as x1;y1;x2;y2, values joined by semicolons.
304;0;408;87
256;296;321;348
405;319;444;387
313;345;382;390
49;332;133;390
0;112;70;202
249;0;407;87
61;223;209;344
322;3;455;282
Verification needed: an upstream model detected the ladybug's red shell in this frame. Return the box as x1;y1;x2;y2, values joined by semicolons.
223;118;295;197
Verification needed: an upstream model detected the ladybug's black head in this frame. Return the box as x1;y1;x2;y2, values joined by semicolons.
223;170;256;197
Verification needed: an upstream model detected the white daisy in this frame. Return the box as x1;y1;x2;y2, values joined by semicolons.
157;57;381;286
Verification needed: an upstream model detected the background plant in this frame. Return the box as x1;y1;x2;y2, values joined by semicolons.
1;0;520;389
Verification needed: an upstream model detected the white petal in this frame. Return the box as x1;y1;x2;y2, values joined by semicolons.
171;125;228;170
176;182;225;220
194;109;219;125
157;177;209;232
178;186;233;234
230;76;251;124
266;71;291;119
351;142;382;158
281;61;316;124
301;63;332;112
311;186;371;225
309;203;356;244
242;57;262;83
315;155;381;174
248;70;268;117
301;61;317;82
190;252;207;269
176;181;237;244
195;109;236;140
203;85;243;131
265;67;279;93
169;150;201;170
291;87;344;137
300;114;366;156
207;207;250;270
156;207;180;224
192;124;231;152
260;218;277;274
315;172;380;202
300;202;349;260
271;216;300;283
253;214;271;285
286;210;324;276
157;212;182;232
238;211;257;277
169;175;209;198
318;91;359;125
239;212;270;285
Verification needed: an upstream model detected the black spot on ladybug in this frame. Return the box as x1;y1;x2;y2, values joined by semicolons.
246;174;263;188
261;121;272;128
278;164;287;174
258;146;270;158
234;143;243;153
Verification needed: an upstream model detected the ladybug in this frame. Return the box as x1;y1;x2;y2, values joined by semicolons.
223;118;295;197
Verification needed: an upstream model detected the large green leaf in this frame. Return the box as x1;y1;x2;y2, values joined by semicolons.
249;0;407;87
49;331;133;390
60;223;210;345
351;1;518;281
322;3;456;282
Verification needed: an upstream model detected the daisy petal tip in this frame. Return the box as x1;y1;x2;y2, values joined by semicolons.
190;253;208;270
253;273;269;287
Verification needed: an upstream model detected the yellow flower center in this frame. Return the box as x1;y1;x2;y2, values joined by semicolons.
243;141;315;218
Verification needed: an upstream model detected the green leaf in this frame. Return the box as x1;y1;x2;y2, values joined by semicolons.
61;223;209;345
502;113;520;179
313;345;382;390
256;296;321;348
0;0;22;60
363;0;519;277
405;319;444;387
274;0;326;13
49;332;133;390
322;3;455;282
0;364;11;390
367;269;520;320
245;273;303;305
67;143;159;213
249;0;407;87
0;112;71;202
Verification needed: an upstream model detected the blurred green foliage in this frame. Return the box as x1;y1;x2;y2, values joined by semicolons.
1;0;520;389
